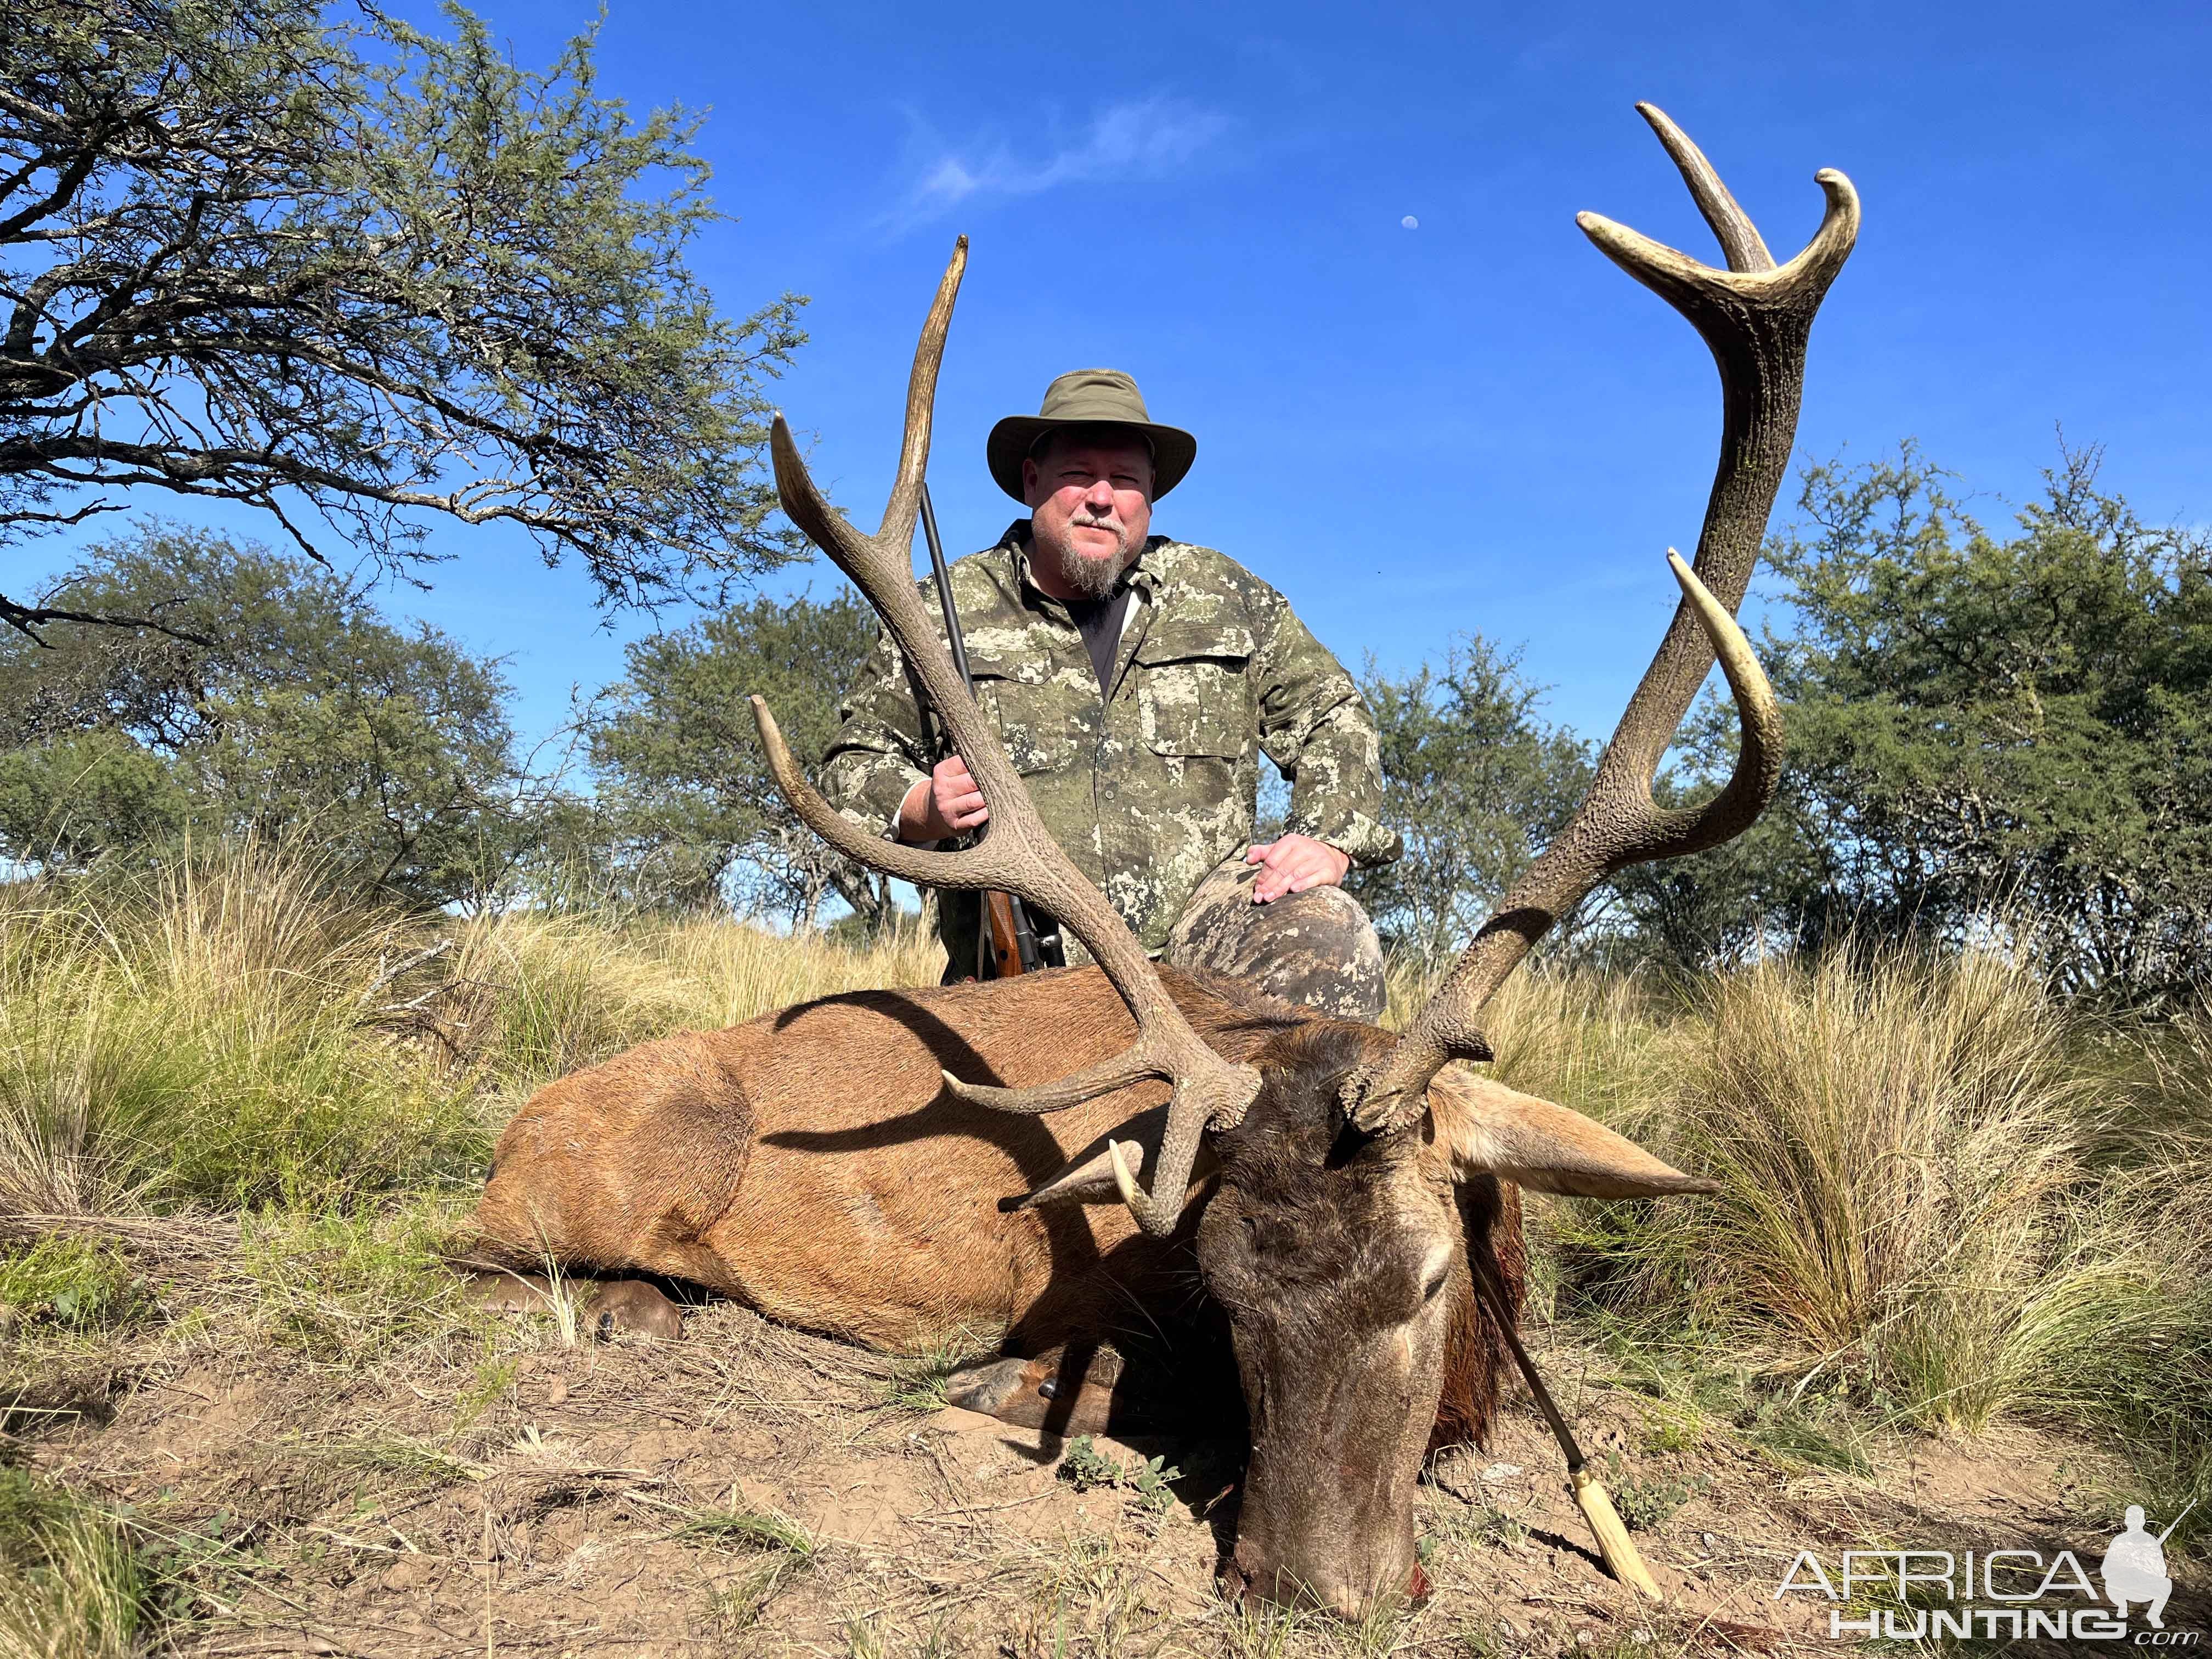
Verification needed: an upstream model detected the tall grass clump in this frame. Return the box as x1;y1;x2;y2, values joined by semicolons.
1533;943;2209;1475
2019;1002;2212;1541
0;839;487;1219
1673;946;2086;1424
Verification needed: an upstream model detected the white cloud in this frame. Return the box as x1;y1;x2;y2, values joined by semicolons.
894;97;1229;224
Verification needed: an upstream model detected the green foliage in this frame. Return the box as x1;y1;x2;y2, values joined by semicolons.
1596;1449;1707;1532
1;0;805;630
0;1235;143;1332
1621;442;2212;1002
1056;1436;1182;1514
1352;636;1594;969
1056;1436;1124;1492
0;527;537;905
241;1205;461;1361
586;586;897;926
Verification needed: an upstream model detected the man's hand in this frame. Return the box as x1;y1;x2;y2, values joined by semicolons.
1244;834;1351;903
898;755;990;843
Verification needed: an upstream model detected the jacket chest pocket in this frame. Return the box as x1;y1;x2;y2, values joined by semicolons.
1133;623;1255;759
964;652;1086;776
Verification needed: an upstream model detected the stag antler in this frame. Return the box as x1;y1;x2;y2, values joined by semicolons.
748;238;1260;1238
1342;103;1860;1134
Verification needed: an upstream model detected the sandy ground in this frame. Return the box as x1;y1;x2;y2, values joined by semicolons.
16;1287;2202;1658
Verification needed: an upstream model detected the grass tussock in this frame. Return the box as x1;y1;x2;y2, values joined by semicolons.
0;840;484;1215
1483;941;2212;1543
0;840;941;1227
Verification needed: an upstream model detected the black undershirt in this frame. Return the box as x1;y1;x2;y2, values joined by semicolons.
1066;586;1132;701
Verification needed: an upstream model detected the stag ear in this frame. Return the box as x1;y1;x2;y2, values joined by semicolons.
1001;1105;1222;1211
1425;1068;1717;1200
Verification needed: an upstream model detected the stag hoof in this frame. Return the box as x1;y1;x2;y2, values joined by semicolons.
945;1346;1126;1434
586;1279;684;1342
464;1271;560;1314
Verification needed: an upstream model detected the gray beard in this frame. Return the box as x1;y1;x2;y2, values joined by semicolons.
1059;548;1124;600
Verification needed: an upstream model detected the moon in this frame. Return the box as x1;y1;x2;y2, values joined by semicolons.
1401;215;1419;230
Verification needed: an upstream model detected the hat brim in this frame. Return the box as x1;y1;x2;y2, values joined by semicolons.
987;416;1197;504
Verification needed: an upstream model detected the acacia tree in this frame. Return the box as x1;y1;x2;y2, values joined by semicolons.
1348;638;1593;971
2;0;805;636
0;524;537;903
1619;443;2212;1003
588;588;896;929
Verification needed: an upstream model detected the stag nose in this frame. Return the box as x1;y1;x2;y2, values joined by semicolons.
1220;1547;1430;1621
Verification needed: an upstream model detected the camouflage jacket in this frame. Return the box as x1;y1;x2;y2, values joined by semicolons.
819;523;1400;973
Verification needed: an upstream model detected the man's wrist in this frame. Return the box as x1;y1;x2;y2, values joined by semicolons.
895;777;933;843
1288;828;1354;874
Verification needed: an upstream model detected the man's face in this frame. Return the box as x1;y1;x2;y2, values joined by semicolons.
1022;435;1154;600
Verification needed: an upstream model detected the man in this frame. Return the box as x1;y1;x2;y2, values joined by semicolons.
820;369;1400;1017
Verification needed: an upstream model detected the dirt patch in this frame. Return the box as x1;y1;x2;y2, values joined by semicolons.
13;1295;2202;1656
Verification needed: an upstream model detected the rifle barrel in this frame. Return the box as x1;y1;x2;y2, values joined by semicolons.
918;484;974;693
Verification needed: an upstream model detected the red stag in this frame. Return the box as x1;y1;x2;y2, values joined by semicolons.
467;104;1857;1616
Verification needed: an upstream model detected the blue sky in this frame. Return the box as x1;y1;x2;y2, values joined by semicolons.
21;0;2212;745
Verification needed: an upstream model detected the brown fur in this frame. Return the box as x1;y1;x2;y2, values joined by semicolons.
1431;1176;1523;1454
469;964;1526;1443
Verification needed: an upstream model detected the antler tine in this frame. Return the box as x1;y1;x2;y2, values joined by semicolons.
880;238;968;551
753;240;1260;1238
1342;106;1856;1136
1634;101;1775;274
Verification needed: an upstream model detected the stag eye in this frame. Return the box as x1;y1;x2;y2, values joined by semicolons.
1418;1242;1455;1303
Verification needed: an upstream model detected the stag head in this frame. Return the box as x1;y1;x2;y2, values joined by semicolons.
753;104;1857;1617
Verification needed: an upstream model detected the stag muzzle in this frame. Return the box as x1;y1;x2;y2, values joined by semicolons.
1222;1454;1428;1619
1218;1339;1440;1620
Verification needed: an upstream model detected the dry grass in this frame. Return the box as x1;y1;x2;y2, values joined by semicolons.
0;839;941;1224
442;904;941;1096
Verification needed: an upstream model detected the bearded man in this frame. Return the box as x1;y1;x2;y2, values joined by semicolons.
821;369;1400;1018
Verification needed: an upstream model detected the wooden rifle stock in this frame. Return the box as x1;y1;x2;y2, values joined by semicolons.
917;483;1065;980
983;890;1032;980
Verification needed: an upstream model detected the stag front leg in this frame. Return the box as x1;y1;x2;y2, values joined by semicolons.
462;1269;686;1341
945;1339;1238;1436
945;1343;1127;1435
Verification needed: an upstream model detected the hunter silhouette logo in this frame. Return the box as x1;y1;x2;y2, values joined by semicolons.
2104;1505;2187;1629
1775;1502;2199;1643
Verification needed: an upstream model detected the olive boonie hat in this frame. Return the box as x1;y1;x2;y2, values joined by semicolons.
986;369;1197;503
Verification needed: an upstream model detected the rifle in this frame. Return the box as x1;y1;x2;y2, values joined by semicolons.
917;483;1065;979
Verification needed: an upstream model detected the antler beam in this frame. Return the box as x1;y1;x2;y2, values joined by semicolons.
1343;104;1858;1134
751;238;1260;1237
